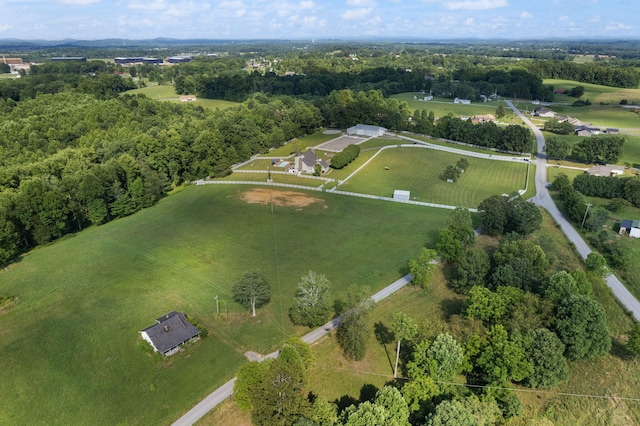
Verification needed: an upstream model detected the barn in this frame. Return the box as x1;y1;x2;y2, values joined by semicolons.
347;124;386;138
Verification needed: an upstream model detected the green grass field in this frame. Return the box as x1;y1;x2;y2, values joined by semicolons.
0;184;453;425
123;85;238;110
265;132;340;157
206;210;639;426
542;130;640;168
545;79;640;105
391;93;522;124
341;147;529;208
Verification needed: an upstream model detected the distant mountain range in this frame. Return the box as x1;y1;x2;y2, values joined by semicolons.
0;38;275;48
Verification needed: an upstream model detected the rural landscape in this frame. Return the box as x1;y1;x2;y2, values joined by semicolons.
2;17;640;426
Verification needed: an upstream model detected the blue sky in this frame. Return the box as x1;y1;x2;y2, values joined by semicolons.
0;0;637;40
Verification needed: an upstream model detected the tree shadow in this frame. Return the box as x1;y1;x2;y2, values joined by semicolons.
334;394;358;414
611;337;635;361
441;297;465;319
374;321;395;373
359;383;379;403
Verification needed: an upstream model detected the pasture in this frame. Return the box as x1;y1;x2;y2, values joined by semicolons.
207;210;639;426
265;131;340;157
123;84;238;110
545;78;640;105
340;147;529;208
542;130;640;168
0;184;452;425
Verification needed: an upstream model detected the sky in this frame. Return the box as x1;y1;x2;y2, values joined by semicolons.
0;0;638;41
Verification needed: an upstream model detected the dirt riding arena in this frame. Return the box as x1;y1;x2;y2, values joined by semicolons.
317;135;367;152
239;188;326;209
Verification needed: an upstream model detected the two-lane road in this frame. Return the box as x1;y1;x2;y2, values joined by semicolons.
506;100;640;321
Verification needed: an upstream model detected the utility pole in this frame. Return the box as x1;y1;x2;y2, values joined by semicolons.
581;203;593;227
215;295;219;315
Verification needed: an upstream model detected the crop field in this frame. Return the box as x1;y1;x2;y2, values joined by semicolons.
207;210;639;426
340;147;529;208
0;184;452;425
391;93;522;124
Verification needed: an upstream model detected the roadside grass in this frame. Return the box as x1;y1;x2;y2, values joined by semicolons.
549;191;640;300
551;104;640;130
205;209;639;426
547;166;586;183
341;147;529;208
0;184;453;425
391;93;521;124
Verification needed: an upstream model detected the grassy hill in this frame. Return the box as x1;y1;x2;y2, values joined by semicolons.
123;84;238;110
0;184;453;425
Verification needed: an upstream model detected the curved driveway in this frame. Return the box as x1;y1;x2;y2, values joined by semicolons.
506;100;640;321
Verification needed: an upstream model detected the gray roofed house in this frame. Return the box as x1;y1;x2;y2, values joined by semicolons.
295;150;329;174
140;311;200;357
587;164;625;177
534;107;556;118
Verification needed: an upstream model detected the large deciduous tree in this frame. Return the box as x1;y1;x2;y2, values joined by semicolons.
554;295;611;361
336;289;373;361
408;248;438;288
289;271;331;328
233;271;271;317
524;328;568;389
391;312;418;378
452;248;490;294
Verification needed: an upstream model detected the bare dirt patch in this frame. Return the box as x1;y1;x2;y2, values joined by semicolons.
239;188;325;208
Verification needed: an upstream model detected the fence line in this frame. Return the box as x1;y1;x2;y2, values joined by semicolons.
399;131;530;157
195;180;325;191
232;169;332;182
329;189;478;211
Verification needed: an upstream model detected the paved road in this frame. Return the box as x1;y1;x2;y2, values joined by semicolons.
506;100;640;321
171;274;413;426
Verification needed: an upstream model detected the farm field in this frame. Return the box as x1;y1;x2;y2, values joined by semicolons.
206;210;639;426
0;184;453;425
123;84;238;110
341;147;529;208
391;93;522;124
545;79;640;105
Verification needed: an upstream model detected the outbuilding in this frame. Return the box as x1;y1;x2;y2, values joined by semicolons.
347;124;386;138
140;311;200;357
620;219;640;238
393;190;410;202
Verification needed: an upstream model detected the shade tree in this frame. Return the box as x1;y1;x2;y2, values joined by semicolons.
554;295;611;361
289;271;332;328
232;271;271;317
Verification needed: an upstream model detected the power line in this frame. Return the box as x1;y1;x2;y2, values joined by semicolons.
312;366;640;403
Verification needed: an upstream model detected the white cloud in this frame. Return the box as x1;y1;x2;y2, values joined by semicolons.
520;11;532;19
216;0;247;18
346;0;376;6
341;8;373;19
59;0;100;4
277;1;318;18
0;23;13;31
464;17;473;25
443;0;508;10
128;0;166;10
589;15;601;23
163;1;210;18
606;21;631;31
301;15;327;29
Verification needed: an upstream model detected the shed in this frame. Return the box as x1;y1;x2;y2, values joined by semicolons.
393;190;410;202
347;124;386;138
140;311;200;357
619;219;640;238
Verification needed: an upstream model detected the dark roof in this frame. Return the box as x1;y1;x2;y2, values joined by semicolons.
621;219;633;229
141;311;200;354
301;150;319;167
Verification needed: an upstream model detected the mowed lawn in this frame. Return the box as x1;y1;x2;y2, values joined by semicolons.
0;184;452;425
341;147;529;208
123;85;238;110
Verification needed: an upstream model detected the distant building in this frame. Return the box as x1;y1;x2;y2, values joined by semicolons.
574;125;601;137
587;164;625;177
114;57;143;65
140;311;200;357
141;57;163;65
423;95;433;101
51;57;86;62
179;95;197;102
534;107;556;118
606;128;620;134
471;114;496;123
347;124;386;138
454;97;471;105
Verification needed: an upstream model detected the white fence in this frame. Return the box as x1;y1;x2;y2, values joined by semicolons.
329;189;477;212
195;180;325;191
